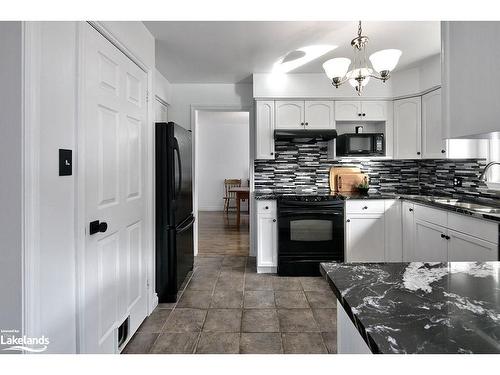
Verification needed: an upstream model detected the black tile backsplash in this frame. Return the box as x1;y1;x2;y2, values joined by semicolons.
254;139;499;203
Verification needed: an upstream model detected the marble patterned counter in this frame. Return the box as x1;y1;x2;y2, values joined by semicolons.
321;262;500;353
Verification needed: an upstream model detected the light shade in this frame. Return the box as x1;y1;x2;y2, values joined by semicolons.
347;68;372;88
322;58;351;79
369;49;402;73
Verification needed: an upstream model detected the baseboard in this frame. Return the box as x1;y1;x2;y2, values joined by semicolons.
257;266;277;274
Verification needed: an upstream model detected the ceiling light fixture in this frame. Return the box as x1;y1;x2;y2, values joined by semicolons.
322;21;402;96
273;45;337;74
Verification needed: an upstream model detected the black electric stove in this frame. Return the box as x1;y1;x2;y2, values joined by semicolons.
277;194;345;276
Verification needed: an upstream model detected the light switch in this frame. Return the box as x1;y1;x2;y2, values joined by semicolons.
59;149;72;176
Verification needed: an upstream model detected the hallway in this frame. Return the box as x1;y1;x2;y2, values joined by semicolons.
197;211;249;257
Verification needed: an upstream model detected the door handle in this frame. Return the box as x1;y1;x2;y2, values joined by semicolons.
89;220;108;235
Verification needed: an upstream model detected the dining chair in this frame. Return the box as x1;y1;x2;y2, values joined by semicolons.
223;179;241;213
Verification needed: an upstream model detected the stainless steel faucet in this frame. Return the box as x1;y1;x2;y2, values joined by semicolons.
479;161;500;181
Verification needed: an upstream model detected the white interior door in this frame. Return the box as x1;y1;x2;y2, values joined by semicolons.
82;24;148;353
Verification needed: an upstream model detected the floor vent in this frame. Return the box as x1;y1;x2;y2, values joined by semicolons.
118;316;129;349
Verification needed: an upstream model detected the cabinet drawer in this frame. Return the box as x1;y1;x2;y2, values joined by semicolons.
414;204;447;227
447;212;498;244
346;200;385;214
256;200;277;215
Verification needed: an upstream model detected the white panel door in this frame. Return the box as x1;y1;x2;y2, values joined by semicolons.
335;101;362;121
413;219;448;262
421;89;446;158
361;101;387;121
83;24;148;353
345;214;385;262
447;230;498;261
257;214;277;267
275;101;304;129
255;101;275;159
394;97;422;159
304;101;334;129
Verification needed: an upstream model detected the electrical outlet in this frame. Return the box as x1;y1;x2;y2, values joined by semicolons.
453;177;463;187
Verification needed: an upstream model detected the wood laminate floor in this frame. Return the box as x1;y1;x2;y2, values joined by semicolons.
197;211;249;257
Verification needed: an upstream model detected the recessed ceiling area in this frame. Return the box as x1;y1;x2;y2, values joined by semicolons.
145;21;440;84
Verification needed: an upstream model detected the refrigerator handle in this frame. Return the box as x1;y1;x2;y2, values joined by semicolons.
174;139;182;199
176;215;195;234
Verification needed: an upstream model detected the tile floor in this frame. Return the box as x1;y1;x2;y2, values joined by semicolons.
123;255;337;354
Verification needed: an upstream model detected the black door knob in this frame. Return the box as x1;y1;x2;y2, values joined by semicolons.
441;149;446;153
358;113;361;116
305;122;309;126
273;219;277;222
346;219;351;222
89;220;108;235
441;233;446;238
362;113;366;116
362;206;368;210
270;152;274;155
409;208;413;212
417;152;421;155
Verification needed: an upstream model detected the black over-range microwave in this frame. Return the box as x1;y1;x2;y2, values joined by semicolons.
336;133;385;156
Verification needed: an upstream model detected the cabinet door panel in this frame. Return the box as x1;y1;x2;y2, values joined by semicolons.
257;215;277;267
335;101;362;121
402;202;415;262
304;101;334;129
422;89;446;158
275;101;304;129
346;214;385;262
448;230;498;261
394;97;421;159
361;101;387;121
255;101;275;160
413;219;448;262
384;200;403;262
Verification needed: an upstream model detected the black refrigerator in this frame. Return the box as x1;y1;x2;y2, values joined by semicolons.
155;122;194;303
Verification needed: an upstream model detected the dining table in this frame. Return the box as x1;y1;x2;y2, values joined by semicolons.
228;186;250;227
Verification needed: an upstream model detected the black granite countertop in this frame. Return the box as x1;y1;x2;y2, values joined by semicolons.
320;262;500;354
253;191;500;222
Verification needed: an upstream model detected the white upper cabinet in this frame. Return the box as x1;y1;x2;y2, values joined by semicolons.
421;89;446;158
335;101;362;121
442;21;500;138
304;101;334;129
275;101;305;129
394;97;422;159
255;101;275;160
335;101;388;121
361;101;387;121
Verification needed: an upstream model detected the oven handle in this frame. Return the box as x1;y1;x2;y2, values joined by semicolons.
278;211;343;217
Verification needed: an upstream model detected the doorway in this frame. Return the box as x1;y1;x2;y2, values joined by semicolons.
194;110;250;257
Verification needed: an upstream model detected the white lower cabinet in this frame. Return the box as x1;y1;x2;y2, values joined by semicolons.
255;200;277;273
403;203;498;262
346;213;385;262
413;219;448;262
447;230;498;261
345;200;401;262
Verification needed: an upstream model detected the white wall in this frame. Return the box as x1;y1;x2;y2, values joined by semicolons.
154;68;172;104
0;21;23;338
197;111;250;211
253;54;442;99
169;83;253;129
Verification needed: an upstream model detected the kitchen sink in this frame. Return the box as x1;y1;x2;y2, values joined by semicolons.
430;198;500;215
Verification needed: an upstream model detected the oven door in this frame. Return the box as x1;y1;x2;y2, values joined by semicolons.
278;206;344;257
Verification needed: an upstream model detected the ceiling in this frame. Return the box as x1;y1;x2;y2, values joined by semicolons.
145;21;440;84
